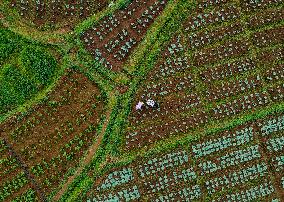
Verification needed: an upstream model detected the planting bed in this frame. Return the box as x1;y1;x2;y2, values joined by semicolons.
258;46;284;64
265;64;284;82
0;69;104;198
80;0;169;71
196;0;230;9
193;38;251;66
188;21;244;50
184;5;240;32
0;139;39;201
241;0;284;12
269;84;284;102
199;58;257;83
10;0;108;29
252;26;284;47
248;7;284;29
205;75;263;101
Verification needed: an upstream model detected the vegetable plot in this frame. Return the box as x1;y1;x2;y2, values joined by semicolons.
0;70;104;197
87;113;284;201
81;0;168;71
0;139;39;201
10;0;108;28
125;0;284;150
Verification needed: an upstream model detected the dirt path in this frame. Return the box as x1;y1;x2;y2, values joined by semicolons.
2;138;47;202
52;91;116;201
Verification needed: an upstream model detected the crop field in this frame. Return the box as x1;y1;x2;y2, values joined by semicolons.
126;0;284;150
8;0;109;29
0;138;40;202
0;0;284;201
86;0;284;201
80;0;169;71
0;70;105;201
85;113;284;201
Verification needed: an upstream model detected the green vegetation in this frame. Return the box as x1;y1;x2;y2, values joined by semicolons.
0;27;59;117
0;64;36;113
11;189;38;202
0;27;22;62
20;45;57;86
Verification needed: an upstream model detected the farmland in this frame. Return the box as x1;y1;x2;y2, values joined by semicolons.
0;26;60;120
80;0;169;71
1;70;106;201
0;0;284;201
84;0;284;201
8;0;109;30
124;0;284;150
85;113;284;201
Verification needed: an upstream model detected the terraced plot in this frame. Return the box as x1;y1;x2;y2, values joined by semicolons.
80;0;169;71
83;0;284;201
125;0;284;150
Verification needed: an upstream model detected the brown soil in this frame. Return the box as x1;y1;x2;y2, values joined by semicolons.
0;12;4;20
1;69;104;196
82;0;168;71
0;138;41;201
116;85;129;94
2;138;47;201
10;1;108;30
52;90;115;201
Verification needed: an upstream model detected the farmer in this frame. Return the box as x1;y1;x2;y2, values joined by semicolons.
135;101;144;110
146;99;159;108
